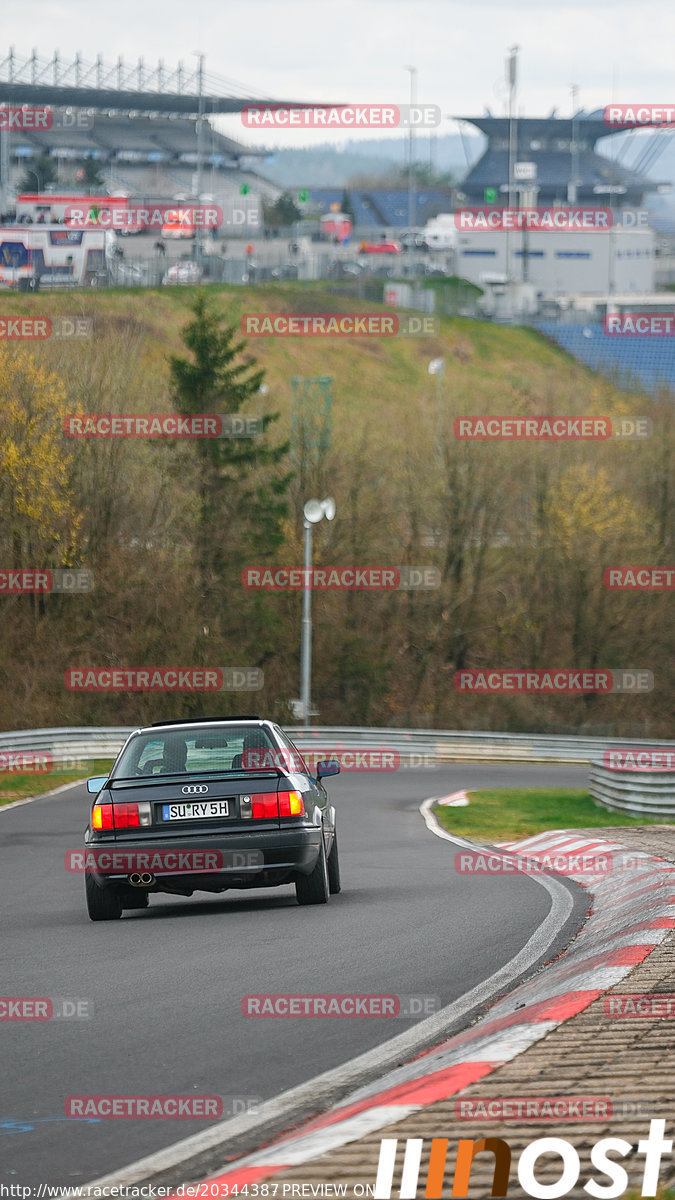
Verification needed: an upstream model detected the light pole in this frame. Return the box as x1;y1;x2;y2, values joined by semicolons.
505;45;519;286
300;497;335;726
405;66;417;232
569;84;579;204
193;51;205;268
428;357;445;464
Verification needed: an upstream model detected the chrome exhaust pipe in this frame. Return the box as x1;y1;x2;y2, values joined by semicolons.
128;872;155;887
139;872;154;885
128;872;143;886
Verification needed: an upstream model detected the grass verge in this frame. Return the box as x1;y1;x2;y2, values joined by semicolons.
433;788;668;843
0;760;115;807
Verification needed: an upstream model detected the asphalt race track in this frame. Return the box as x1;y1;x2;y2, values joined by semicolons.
0;763;589;1187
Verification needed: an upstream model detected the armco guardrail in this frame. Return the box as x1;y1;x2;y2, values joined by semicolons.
289;728;675;766
589;762;675;818
0;725;674;769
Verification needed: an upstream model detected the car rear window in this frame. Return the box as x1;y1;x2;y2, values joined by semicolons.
114;726;277;778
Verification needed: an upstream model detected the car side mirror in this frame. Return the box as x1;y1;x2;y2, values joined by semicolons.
87;776;109;794
316;759;340;780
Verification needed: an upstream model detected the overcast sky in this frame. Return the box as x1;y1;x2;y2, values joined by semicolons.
5;0;673;149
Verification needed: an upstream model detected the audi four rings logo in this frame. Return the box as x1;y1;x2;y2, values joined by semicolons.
181;785;209;795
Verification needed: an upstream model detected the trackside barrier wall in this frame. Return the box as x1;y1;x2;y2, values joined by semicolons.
589;761;675;818
1;725;675;768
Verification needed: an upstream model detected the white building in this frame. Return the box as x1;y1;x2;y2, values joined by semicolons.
454;225;654;296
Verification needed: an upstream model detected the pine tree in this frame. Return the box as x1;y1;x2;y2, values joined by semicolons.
82;155;105;190
19;154;57;192
168;295;291;591
340;189;355;223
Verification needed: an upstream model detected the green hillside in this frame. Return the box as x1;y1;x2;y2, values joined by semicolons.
0;283;671;735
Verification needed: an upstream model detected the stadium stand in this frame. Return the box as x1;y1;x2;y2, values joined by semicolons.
303;187;453;230
455;111;665;207
6;111;269;202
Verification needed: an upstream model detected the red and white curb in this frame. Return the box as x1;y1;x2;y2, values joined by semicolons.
437;789;470;806
162;827;675;1194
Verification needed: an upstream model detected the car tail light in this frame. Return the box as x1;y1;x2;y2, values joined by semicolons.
251;792;278;819
248;791;306;819
112;801;152;828
92;803;113;830
278;791;305;816
114;803;140;828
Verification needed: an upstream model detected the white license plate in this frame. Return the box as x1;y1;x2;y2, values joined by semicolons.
162;800;230;821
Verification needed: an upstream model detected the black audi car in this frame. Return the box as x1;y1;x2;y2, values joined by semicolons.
83;717;340;921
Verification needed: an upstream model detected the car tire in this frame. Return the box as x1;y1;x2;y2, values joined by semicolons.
85;873;123;921
295;835;329;906
327;829;341;894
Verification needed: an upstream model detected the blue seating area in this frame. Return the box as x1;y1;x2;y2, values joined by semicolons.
464;150;648;196
536;322;675;395
306;187;452;228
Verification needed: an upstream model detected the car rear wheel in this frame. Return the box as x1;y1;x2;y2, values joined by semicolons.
295;835;329;906
85;873;123;921
327;829;341;894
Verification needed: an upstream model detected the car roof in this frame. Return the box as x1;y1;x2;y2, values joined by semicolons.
136;717;271;736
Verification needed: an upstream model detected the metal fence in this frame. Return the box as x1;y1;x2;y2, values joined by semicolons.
2;725;675;769
589;762;675;818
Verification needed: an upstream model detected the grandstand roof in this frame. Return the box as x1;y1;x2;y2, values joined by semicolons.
1;81;321;117
453;112;666;204
9;112;264;164
454;111;640;141
0;50;338;117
